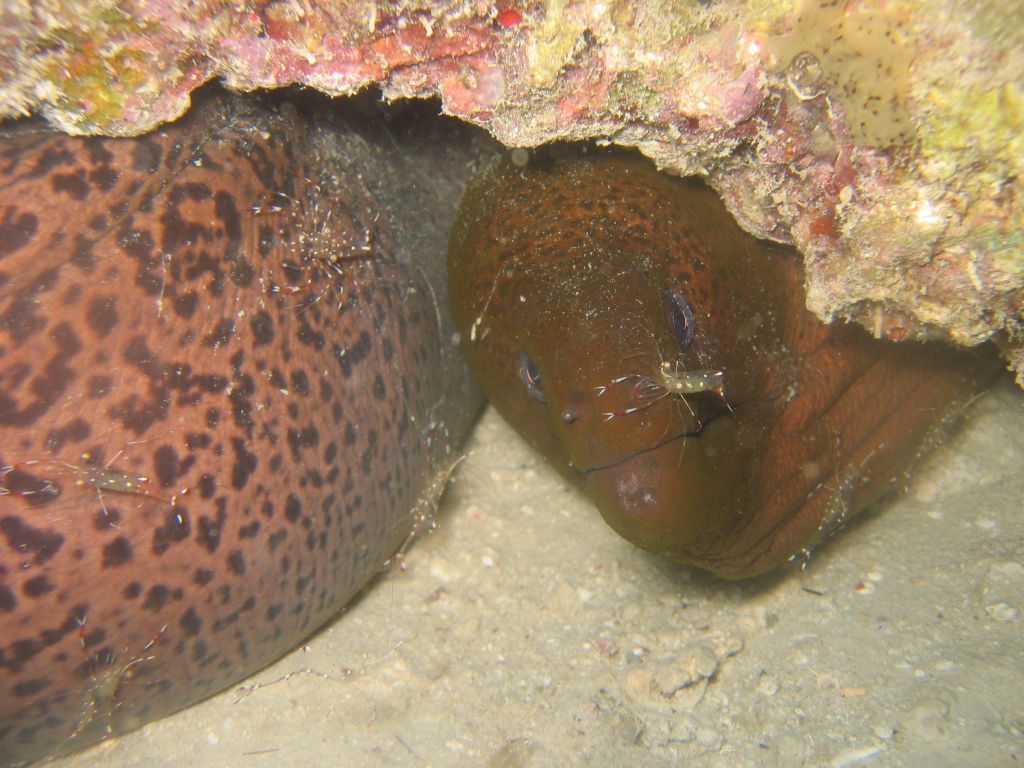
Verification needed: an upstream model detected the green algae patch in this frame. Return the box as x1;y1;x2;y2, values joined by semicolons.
920;82;1024;181
30;5;160;134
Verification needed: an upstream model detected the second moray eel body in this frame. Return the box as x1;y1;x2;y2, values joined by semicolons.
0;91;485;765
449;148;996;578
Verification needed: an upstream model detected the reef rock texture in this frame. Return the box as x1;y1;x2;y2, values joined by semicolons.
1;0;1022;380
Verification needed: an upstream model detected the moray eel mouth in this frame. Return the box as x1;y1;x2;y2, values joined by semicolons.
577;391;742;474
581;411;746;571
576;383;784;575
579;427;701;474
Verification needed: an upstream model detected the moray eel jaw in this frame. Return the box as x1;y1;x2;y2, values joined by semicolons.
585;436;732;568
582;399;797;579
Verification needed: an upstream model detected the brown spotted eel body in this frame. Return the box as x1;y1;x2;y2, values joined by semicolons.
448;147;1000;580
0;89;485;764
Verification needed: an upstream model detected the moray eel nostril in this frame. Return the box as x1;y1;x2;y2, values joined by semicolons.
448;145;1001;580
0;88;487;765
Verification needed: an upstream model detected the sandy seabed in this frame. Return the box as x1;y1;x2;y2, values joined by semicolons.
53;380;1023;768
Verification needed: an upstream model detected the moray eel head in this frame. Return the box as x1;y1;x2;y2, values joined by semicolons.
449;148;794;576
507;257;753;559
448;147;994;579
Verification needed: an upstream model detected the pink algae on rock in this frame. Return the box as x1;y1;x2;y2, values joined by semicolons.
1;0;1021;381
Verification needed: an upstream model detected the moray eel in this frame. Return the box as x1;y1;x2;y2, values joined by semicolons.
0;89;484;765
448;147;998;580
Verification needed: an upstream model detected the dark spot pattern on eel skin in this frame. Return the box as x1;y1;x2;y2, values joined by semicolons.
0;88;486;765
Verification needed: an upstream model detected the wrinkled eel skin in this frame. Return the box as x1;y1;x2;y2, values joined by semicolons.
449;147;999;580
0;88;485;765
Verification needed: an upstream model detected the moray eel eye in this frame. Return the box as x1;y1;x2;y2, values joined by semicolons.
519;351;546;402
665;290;696;349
